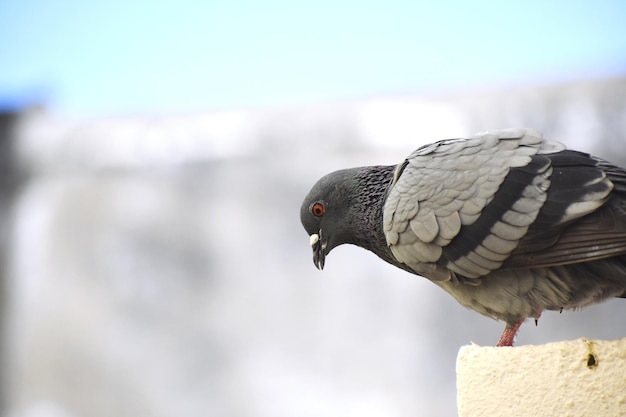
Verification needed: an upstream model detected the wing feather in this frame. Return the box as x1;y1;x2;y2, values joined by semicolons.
383;128;565;281
385;131;626;283
383;129;626;283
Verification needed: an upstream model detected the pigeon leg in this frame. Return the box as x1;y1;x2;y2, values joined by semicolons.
496;318;525;347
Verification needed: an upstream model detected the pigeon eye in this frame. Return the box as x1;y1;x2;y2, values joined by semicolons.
311;202;325;217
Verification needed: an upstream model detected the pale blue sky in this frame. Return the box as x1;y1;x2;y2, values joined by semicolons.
1;1;625;117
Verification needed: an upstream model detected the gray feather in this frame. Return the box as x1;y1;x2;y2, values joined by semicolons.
383;128;558;279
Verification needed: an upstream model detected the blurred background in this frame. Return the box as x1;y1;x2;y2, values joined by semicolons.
1;1;626;416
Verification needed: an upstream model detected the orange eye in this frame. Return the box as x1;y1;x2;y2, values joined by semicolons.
311;202;325;217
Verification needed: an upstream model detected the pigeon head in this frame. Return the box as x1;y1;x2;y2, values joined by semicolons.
300;169;354;270
300;166;396;270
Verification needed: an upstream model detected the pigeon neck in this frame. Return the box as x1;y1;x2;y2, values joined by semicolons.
350;165;401;266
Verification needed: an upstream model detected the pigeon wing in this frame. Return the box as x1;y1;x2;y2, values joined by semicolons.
503;154;626;269
382;128;579;281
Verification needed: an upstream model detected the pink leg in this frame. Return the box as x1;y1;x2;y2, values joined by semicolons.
496;318;524;347
496;311;543;347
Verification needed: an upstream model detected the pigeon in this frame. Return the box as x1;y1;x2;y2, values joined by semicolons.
300;128;626;346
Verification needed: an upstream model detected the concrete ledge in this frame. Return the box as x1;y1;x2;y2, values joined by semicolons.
456;337;626;417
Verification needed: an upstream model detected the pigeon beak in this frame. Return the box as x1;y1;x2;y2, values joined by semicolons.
310;232;326;270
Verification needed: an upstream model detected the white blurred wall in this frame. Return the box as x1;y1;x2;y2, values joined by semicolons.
4;77;626;417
